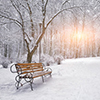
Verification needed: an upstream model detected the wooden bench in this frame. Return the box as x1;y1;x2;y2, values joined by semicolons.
10;63;52;90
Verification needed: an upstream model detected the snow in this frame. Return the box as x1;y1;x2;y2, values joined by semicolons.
0;57;100;100
0;65;3;68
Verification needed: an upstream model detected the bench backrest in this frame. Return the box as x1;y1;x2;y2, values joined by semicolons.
15;63;43;74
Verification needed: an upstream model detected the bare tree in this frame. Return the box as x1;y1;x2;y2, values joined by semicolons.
0;0;81;63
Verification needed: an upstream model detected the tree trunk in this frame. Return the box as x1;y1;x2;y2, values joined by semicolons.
27;52;32;63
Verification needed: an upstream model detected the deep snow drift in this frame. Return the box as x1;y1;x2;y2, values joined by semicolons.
0;57;100;100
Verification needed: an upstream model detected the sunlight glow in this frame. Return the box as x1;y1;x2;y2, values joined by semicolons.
76;33;82;39
72;31;88;42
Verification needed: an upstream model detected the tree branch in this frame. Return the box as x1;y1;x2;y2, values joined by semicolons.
62;0;69;6
44;0;48;10
45;6;82;29
61;0;71;9
26;0;35;37
10;0;24;25
0;14;22;27
24;38;30;53
24;32;31;42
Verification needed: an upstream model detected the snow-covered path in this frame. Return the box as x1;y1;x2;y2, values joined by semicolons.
0;57;100;100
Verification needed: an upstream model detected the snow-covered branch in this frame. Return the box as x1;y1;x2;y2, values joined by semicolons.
45;6;82;29
0;14;22;27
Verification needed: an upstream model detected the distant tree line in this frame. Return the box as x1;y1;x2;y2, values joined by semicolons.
0;0;100;67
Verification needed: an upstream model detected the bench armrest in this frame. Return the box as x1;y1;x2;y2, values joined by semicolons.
10;64;23;74
10;64;17;73
43;67;52;72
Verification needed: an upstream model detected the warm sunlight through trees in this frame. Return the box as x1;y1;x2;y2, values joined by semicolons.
69;32;96;58
0;0;100;65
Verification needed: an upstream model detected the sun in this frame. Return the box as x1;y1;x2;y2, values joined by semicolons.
76;33;81;39
73;32;83;40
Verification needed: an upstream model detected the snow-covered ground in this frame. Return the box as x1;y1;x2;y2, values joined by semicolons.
0;57;100;100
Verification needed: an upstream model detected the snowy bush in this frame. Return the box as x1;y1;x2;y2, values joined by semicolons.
32;54;63;66
40;54;55;66
0;54;18;68
0;65;3;68
0;54;10;68
2;62;8;68
1;59;10;68
54;55;64;65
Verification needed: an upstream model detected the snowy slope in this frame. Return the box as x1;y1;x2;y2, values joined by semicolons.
0;57;100;100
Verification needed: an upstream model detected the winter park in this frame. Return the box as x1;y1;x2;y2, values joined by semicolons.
0;0;100;100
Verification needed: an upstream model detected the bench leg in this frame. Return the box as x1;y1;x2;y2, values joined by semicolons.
42;76;44;82
50;73;52;77
15;82;20;89
15;75;21;89
30;82;33;91
30;78;33;91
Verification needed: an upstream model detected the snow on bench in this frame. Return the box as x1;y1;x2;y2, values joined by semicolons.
10;63;52;90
